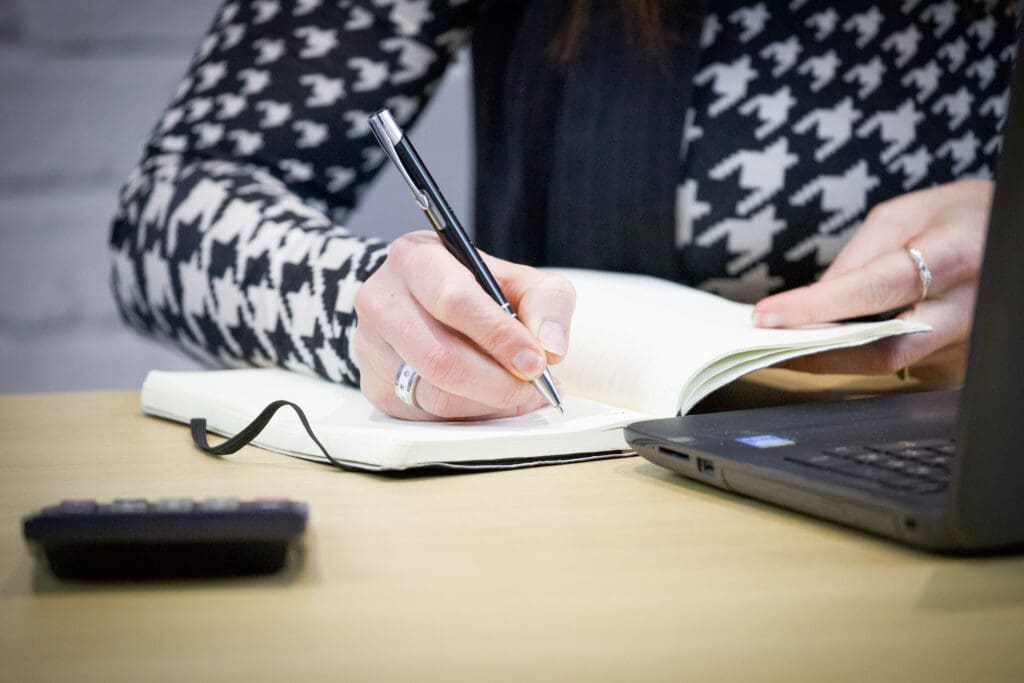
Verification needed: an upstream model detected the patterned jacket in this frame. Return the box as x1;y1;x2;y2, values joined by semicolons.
110;0;1020;387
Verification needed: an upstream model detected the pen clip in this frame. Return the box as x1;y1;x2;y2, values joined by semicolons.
368;109;430;212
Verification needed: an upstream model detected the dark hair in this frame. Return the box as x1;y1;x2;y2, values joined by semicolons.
549;0;1017;65
549;0;675;65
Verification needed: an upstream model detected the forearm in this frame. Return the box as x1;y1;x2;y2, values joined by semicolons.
108;0;479;383
110;152;389;384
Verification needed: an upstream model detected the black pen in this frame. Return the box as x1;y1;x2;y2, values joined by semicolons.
368;108;564;413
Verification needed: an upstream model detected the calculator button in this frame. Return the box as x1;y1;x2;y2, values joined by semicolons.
57;500;97;514
200;497;240;512
156;498;194;512
110;499;149;513
253;499;291;511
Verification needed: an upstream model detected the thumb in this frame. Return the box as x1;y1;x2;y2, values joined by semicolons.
505;269;576;363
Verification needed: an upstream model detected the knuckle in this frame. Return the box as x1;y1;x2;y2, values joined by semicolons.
353;279;388;321
431;283;474;322
387;230;435;269
386;232;417;263
480;319;527;359
542;274;577;304
862;200;895;229
420;344;464;389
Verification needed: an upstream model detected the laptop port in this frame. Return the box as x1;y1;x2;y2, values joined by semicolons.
657;447;689;462
697;458;715;475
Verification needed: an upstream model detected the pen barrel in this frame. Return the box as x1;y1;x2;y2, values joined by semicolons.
392;137;509;308
369;108;562;411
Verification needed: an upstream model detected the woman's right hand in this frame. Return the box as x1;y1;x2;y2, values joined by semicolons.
352;231;576;420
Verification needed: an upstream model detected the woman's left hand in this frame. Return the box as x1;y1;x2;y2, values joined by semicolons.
751;179;994;387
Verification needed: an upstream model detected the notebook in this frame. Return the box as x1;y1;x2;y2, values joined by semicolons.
142;269;924;472
624;40;1024;553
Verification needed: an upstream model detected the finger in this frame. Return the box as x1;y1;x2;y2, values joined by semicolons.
822;180;992;281
780;285;973;378
356;327;548;421
753;251;920;327
389;233;549;382
359;281;542;411
753;224;976;327
496;265;576;362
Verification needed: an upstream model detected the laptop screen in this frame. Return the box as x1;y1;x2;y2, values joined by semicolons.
950;32;1024;546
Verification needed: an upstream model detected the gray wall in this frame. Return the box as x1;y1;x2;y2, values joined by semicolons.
0;0;472;393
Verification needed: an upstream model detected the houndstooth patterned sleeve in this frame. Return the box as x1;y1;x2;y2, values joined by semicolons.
109;0;479;386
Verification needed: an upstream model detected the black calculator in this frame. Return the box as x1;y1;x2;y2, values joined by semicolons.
23;497;308;579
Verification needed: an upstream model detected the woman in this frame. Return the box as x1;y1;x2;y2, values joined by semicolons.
110;0;1020;420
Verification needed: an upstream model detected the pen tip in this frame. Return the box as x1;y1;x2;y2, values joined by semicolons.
557;404;565;415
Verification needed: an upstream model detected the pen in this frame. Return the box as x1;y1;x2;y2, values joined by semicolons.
368;108;564;413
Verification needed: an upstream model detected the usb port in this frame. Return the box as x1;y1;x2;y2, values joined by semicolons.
696;457;715;475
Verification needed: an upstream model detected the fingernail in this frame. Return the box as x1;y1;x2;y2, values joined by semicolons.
753;312;781;328
513;349;545;378
538;320;567;356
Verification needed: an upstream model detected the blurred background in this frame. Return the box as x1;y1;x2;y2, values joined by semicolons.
0;0;472;393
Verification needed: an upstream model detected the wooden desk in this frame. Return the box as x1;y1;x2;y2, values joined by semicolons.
2;384;1023;681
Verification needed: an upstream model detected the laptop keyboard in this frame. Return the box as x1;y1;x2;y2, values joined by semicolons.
785;438;955;495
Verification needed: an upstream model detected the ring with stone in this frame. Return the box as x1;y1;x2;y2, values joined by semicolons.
906;246;933;302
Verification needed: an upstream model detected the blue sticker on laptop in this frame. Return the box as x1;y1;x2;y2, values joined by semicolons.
735;434;795;449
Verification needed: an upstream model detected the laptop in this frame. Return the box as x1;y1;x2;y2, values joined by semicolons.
624;40;1024;553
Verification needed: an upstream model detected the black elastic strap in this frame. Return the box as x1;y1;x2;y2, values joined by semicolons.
190;400;346;469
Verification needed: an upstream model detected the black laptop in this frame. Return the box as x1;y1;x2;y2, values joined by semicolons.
624;41;1024;553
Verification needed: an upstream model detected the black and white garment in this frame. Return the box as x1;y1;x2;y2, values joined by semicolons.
679;0;1020;301
110;0;1021;389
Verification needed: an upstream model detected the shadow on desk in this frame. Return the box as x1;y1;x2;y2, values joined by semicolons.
627;459;1024;611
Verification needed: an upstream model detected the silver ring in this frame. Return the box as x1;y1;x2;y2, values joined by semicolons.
394;362;422;410
906;247;932;302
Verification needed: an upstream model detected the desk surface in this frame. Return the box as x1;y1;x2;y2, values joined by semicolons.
2;380;1024;682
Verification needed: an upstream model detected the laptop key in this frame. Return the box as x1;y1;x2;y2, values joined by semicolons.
889;447;935;459
881;458;910;471
906;464;941;479
852;451;885;464
786;443;952;495
870;440;927;452
823;445;874;458
785;452;845;469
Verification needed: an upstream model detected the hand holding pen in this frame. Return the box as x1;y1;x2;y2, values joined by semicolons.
350;109;575;421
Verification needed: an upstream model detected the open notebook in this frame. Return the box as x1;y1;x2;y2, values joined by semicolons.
142;268;928;471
